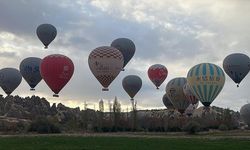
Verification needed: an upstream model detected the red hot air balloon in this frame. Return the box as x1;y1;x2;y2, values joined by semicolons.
40;54;74;97
148;64;168;89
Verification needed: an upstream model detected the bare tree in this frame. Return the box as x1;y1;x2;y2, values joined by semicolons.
131;99;137;131
99;99;104;112
97;99;104;131
113;96;121;131
84;101;88;110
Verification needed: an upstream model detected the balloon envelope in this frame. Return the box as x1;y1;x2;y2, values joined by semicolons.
165;77;190;114
88;46;124;91
240;104;250;126
36;24;57;49
20;57;42;90
122;75;142;100
183;83;199;105
162;93;174;110
223;53;250;86
0;68;22;95
40;54;74;97
148;64;168;89
187;63;225;107
111;38;135;69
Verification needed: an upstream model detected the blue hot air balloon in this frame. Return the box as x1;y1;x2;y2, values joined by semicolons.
223;53;250;87
20;57;42;91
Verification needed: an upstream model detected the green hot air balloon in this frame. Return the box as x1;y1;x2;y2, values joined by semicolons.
20;57;42;91
165;77;190;114
122;75;142;101
187;63;225;107
223;53;250;87
36;24;57;49
111;38;136;70
0;68;22;95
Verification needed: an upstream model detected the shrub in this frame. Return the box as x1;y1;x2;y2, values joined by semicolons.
183;121;201;134
28;117;61;134
218;124;229;131
166;126;182;132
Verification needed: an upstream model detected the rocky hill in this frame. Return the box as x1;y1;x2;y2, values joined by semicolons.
0;95;242;133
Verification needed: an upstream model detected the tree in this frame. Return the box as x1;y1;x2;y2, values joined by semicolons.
97;99;104;131
131;99;137;131
99;99;104;112
113;96;121;131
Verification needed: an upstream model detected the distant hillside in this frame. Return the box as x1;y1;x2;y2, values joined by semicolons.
0;95;243;134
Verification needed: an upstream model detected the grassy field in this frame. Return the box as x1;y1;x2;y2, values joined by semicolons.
0;133;250;150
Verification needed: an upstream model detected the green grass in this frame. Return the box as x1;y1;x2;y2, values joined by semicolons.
0;135;250;150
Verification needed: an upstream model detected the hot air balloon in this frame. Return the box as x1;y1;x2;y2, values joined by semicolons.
36;24;57;49
183;83;199;105
111;38;135;70
240;103;250;126
187;63;225;108
40;54;74;97
88;46;124;91
0;68;22;95
122;75;142;101
20;57;42;91
148;64;168;89
162;93;174;110
223;53;250;87
165;77;190;114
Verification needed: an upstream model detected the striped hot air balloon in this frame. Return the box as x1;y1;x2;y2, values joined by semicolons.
183;83;199;105
187;63;225;107
165;77;191;114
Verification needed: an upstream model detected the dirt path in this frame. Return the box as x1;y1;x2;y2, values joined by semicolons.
1;130;250;139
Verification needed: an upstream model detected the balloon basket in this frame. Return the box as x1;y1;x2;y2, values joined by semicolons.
44;46;48;49
102;88;109;91
156;87;159;89
53;94;59;97
30;88;35;91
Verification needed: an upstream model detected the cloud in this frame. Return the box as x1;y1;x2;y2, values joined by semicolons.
0;51;17;58
0;0;249;111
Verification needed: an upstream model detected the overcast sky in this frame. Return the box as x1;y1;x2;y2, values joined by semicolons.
0;0;249;111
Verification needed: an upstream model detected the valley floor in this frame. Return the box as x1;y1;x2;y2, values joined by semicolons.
0;131;250;150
